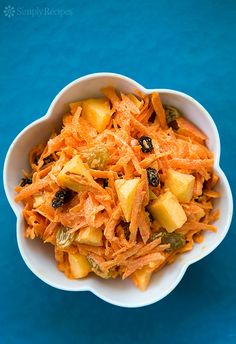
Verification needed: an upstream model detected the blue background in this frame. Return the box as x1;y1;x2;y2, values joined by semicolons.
0;0;235;343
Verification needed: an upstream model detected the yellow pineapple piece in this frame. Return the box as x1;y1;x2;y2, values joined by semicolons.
165;169;195;203
57;155;94;192
148;191;187;232
82;98;113;133
115;178;140;222
58;155;92;180
132;266;152;291
57;175;85;192
75;227;103;246
68;253;91;278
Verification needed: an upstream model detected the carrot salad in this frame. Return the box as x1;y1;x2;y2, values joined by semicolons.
15;88;220;291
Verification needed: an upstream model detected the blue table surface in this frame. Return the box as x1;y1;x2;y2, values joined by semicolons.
0;0;235;342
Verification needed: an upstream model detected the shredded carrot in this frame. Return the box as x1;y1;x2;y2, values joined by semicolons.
204;190;220;198
151;93;167;129
104;206;122;241
122;252;165;279
193;232;204;243
137;209;151;243
15;176;50;202
15;87;220;291
129;181;146;243
177;117;207;143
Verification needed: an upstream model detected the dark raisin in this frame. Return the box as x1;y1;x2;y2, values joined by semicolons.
120;221;130;240
20;177;32;187
103;178;109;188
161;232;186;252
168;120;179;130
43;154;54;166
52;189;73;208
146;167;160;187
138;136;153;153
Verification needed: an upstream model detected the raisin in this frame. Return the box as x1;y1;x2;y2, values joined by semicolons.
164;105;180;125
161;232;186;252
146;167;160;187
87;256;111;279
20;177;32;187
86;144;108;170
56;226;74;248
138;136;153;153
52;189;73;208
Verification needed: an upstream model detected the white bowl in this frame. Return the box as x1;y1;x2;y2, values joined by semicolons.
3;73;233;308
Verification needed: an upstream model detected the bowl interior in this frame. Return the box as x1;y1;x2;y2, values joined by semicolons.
5;74;232;307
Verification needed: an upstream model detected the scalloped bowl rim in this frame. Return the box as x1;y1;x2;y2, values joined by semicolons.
3;72;233;308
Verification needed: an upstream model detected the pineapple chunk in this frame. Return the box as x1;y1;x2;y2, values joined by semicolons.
68;253;91;278
75;227;103;246
148;191;187;232
132;266;152;291
115;178;140;222
59;155;92;180
57;175;84;192
127;94;143;109
165;169;195;203
57;155;94;191
33;194;45;208
82;98;113;133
